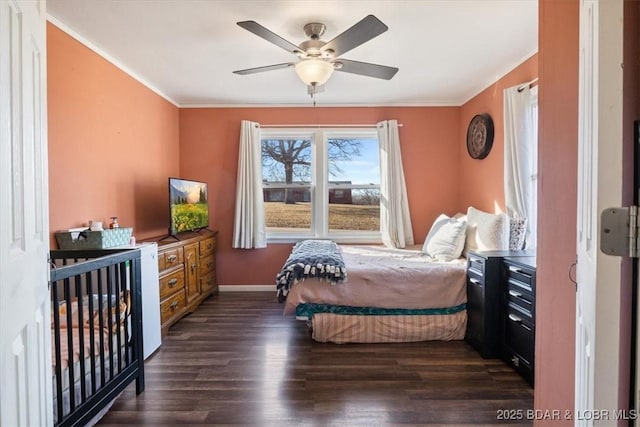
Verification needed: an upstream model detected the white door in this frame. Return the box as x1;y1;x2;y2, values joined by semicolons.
0;0;51;425
576;0;624;424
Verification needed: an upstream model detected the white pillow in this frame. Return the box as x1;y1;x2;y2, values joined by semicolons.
464;207;510;253
422;214;467;261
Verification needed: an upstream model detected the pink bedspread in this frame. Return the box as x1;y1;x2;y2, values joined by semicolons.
283;245;467;315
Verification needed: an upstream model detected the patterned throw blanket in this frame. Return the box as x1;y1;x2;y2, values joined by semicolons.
276;240;347;302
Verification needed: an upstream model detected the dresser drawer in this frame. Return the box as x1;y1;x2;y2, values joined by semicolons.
506;288;534;319
467;271;484;287
159;269;185;300
160;289;187;325
200;270;217;293
504;264;535;292
504;307;534;365
199;255;216;275
467;254;485;277
158;247;184;272
199;237;216;257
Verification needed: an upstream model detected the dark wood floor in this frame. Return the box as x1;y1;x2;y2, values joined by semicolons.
98;292;533;426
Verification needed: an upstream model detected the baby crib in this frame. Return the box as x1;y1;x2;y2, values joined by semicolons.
49;248;145;426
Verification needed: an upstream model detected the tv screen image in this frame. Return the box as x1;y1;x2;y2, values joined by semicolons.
169;178;209;235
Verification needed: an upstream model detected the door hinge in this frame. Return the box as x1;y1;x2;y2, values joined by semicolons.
600;206;639;257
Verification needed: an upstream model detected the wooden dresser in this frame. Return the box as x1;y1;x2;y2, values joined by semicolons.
148;230;218;335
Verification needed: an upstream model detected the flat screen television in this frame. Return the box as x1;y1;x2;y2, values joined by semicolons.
168;177;209;235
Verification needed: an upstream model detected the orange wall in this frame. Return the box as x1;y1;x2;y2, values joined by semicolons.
459;55;538;213
47;23;180;244
179;107;461;286
535;0;579;423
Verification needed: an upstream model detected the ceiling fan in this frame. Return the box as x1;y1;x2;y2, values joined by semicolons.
232;15;399;98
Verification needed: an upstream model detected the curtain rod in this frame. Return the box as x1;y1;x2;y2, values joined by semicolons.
517;77;539;92
258;123;403;128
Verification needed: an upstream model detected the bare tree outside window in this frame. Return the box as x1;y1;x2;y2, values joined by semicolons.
262;138;360;204
261;131;380;236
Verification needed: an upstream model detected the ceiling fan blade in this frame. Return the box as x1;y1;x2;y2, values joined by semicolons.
334;59;398;80
233;63;295;75
321;15;388;58
237;21;302;55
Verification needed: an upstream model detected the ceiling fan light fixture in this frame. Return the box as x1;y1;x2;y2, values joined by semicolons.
294;59;334;86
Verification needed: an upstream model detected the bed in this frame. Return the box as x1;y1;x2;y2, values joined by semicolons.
276;241;468;343
49;249;144;427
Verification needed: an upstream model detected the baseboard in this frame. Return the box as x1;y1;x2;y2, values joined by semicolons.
219;285;273;292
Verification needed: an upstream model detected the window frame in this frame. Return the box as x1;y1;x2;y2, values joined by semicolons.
261;127;382;244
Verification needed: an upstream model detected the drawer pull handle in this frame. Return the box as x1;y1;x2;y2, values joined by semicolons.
508;313;522;323
191;264;197;273
167;254;177;263
170;301;179;310
469;278;480;285
508;290;522;298
207;243;212;249
206;262;212;268
508;266;521;273
168;278;178;287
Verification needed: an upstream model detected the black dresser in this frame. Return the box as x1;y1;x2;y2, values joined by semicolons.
502;256;536;387
465;250;536;386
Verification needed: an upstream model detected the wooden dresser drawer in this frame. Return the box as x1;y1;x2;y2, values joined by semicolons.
160;289;187;324
200;270;217;294
159;269;185;300
199;237;216;257
159;247;184;272
199;255;216;275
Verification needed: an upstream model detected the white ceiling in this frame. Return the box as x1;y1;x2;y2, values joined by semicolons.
46;0;538;107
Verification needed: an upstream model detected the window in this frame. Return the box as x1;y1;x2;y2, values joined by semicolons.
261;128;381;243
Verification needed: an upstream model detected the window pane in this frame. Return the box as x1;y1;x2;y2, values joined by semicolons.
327;136;380;232
262;138;312;184
327;137;380;185
262;137;313;231
264;198;312;231
329;188;380;231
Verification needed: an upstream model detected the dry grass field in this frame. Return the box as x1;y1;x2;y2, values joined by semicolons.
264;202;379;231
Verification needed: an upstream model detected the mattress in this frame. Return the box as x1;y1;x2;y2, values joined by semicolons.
283;244;467;315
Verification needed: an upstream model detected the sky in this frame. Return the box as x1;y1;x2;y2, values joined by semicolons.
262;137;380;185
331;138;380;185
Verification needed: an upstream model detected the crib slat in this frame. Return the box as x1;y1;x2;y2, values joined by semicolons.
52;280;64;424
106;264;115;381
115;262;123;374
76;275;87;404
97;271;106;388
63;278;76;414
86;271;97;395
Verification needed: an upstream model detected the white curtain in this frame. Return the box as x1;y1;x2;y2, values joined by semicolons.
504;85;537;248
232;120;267;249
378;120;414;248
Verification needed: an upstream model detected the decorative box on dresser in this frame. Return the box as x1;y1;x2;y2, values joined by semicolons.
148;230;218;336
502;256;536;387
